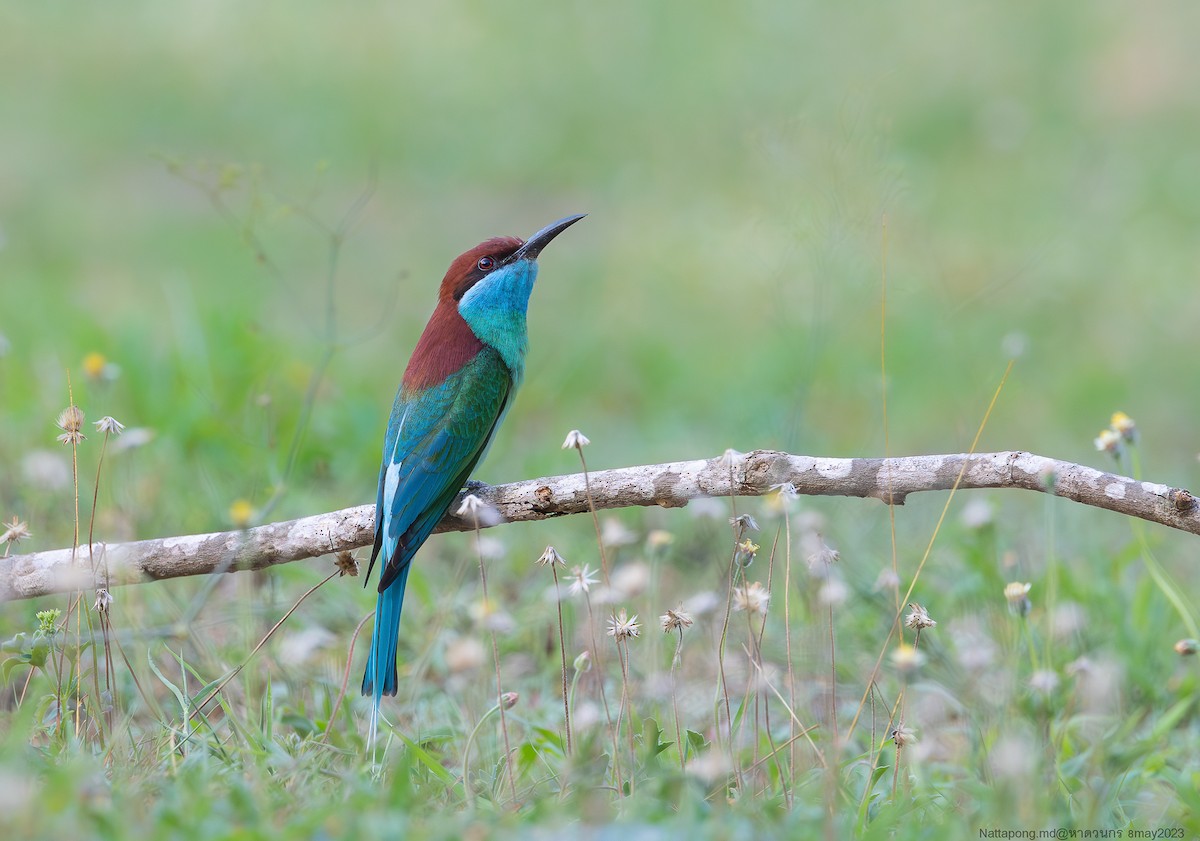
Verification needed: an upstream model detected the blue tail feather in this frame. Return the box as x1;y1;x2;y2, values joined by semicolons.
363;563;411;743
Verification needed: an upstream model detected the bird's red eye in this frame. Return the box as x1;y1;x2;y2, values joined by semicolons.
477;256;495;271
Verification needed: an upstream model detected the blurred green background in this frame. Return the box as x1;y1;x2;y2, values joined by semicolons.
2;1;1199;836
4;2;1199;538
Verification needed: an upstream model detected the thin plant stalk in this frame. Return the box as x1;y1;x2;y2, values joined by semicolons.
572;447;611;585
781;500;797;786
614;636;634;795
463;695;512;808
471;516;517;804
583;591;621;791
550;564;573;756
668;628;686;771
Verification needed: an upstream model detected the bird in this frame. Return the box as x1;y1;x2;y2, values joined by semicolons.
361;213;586;744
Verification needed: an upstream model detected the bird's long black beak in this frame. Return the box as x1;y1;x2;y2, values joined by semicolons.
507;213;586;263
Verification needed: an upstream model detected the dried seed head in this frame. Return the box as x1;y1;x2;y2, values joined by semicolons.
607;608;640;641
733;581;770;616
1;516;31;545
1004;581;1033;617
1093;428;1120;456
729;514;759;536
456;493;500;526
334;551;359;577
55;405;86;445
659;605;694;634
568;564;599;597
806;535;841;573
891;724;917;748
94;416;125;436
93;588;113;613
718;448;743;469
874;567;901;592
536;545;566;568
770;482;798;501
561;429;590;450
905;603;937;631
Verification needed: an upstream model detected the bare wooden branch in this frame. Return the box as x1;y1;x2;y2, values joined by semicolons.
2;449;1196;602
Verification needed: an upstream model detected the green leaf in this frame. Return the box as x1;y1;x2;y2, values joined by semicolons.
147;646;188;718
395;731;458;789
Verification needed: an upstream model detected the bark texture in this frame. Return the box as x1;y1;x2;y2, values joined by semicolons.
2;449;1196;602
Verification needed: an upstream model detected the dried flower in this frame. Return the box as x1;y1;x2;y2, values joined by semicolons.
733;581;770;616
334;551;359;577
568;564;599;597
1004;581;1032;617
660;605;694;634
561;429;590;450
456;493;500;526
1;517;31;545
536;545;566;568
607;608;640;640
874;567;901;592
806;535;840;572
718;448;743;469
891;724;917;748
55;405;86;445
457;493;485;517
93;588;113;613
729;514;759;536
905;603;937;631
94;416;125;435
1093;428;1120;456
770;481;798;500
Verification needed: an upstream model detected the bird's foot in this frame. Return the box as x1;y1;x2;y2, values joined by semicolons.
464;479;492;494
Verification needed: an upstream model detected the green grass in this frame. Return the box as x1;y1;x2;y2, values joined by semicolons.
2;1;1200;838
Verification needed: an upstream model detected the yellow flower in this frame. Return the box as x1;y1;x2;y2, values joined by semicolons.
1110;411;1137;443
229;499;255;528
82;352;107;380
